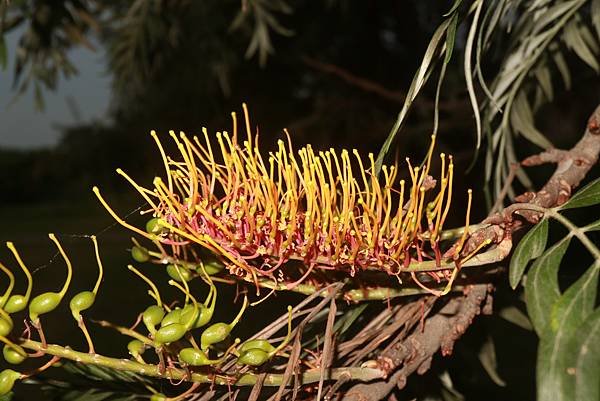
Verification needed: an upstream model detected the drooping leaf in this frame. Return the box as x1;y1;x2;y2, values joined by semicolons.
444;13;459;65
565;308;600;401
0;36;7;70
559;178;600;210
478;335;507;387
563;18;600;72
509;218;549;289
592;0;600;40
510;91;553;149
498;305;533;331
464;0;484;150
525;237;571;335
537;262;600;401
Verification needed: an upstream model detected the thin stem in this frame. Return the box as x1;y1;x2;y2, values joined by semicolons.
48;234;73;299
90;236;104;296
128;265;163;307
78;318;95;354
6;242;33;302
0;262;15;307
91;319;154;346
19;339;384;386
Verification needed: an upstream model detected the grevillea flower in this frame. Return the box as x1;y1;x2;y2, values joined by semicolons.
95;105;473;293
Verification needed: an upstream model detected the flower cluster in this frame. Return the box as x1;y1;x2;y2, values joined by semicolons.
95;105;472;291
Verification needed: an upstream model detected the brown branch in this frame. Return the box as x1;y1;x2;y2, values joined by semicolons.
302;56;405;103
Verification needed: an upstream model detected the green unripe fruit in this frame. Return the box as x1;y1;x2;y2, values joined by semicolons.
4;295;27;314
70;291;96;319
154;323;187;344
0;318;13;337
2;346;26;365
143;305;165;334
0;369;20;396
238;339;275;354
150;393;167;401
237;348;270;366
178;347;212;366
160;308;182;327
131;246;150;263
166;264;193;282
146;218;167;235
127;340;145;357
202;261;224;276
200;323;230;351
28;292;62;321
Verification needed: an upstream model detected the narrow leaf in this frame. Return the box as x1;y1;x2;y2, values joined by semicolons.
509;218;549;289
559;178;600;210
478;335;507;387
464;0;484;150
0;36;7;70
510;91;553;149
563;19;600;72
593;0;600;40
498;305;533;331
525;237;571;335
444;14;459;65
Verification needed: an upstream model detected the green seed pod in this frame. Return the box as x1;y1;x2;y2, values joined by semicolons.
146;218;167;235
202;261;224;276
160;308;182;328
154;323;187;345
0;369;20;396
29;292;62;322
131;246;150;263
127;339;145;357
4;295;27;314
166;264;193;282
238;339;275;354
0;318;13;337
143;305;165;335
200;296;247;351
150;392;167;401
69;291;96;320
2;345;26;365
178;347;214;366
237;348;270;366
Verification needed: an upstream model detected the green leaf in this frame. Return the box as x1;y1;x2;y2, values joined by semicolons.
551;263;599;332
525;237;571;336
537;262;600;401
565;308;600;401
443;0;463;17
444;13;459;65
464;0;484;150
509;218;549;289
334;303;368;336
559;178;600;210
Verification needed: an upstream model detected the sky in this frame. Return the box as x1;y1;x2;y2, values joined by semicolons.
0;29;111;149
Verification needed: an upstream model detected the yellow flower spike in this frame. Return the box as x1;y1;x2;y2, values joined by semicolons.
93;186;155;241
454;189;473;258
127;265;162;308
150;130;173;193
